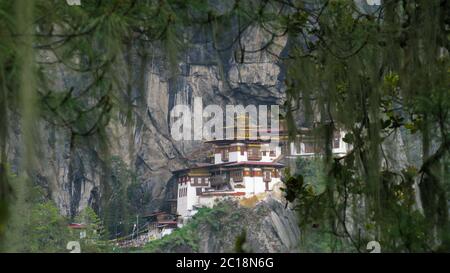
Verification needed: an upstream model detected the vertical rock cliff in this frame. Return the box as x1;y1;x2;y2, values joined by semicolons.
8;16;288;218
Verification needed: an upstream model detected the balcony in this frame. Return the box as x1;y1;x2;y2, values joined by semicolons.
210;175;228;186
247;149;262;161
221;152;229;162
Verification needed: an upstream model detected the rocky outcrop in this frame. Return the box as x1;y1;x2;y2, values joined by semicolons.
141;194;300;253
197;197;300;253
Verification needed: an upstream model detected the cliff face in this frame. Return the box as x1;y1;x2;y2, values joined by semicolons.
197;197;300;253
140;195;301;253
7;18;287;218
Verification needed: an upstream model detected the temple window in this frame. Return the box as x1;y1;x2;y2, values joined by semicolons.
232;170;243;182
264;172;271;191
221;149;229;161
304;142;315;153
263;171;271;182
333;132;340;148
248;148;261;160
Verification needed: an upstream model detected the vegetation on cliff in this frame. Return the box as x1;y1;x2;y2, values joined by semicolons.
139;199;300;253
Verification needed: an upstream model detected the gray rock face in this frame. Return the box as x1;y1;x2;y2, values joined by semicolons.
139;196;300;253
7;22;288;218
197;197;300;253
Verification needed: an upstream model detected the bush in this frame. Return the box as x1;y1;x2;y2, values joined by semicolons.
24;201;70;253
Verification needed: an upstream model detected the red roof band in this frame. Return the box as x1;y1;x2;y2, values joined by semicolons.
200;191;245;197
68;223;86;229
173;161;284;174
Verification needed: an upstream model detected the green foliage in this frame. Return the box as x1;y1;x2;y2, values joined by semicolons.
234;230;248;253
299;227;354;253
4;194;70;253
295;157;326;193
281;0;449;252
0;164;14;241
138;224;200;253
73;207;113;253
3;182;111;252
102;156;144;240
27;202;70;253
139;203;236;253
